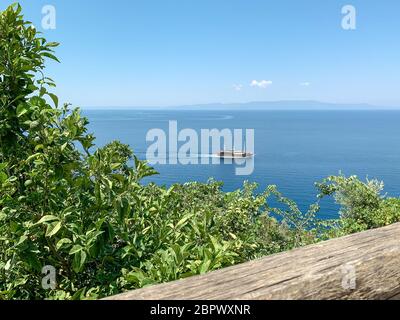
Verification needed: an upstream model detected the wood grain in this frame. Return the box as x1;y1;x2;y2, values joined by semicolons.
105;222;400;300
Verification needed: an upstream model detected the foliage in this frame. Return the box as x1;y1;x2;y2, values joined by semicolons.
1;4;400;300
316;174;400;234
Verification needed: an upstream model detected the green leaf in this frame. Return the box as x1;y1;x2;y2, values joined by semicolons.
72;250;87;273
56;238;72;250
42;52;60;63
25;153;41;163
71;287;86;300
176;214;192;229
15;235;28;247
199;260;211;274
69;245;83;255
79;251;87;268
46;221;62;237
4;260;12;271
24;180;33;187
0;172;7;183
47;93;58;107
46;42;59;48
16;104;28;117
34;144;44;152
39;87;47;97
35;215;60;225
111;163;122;170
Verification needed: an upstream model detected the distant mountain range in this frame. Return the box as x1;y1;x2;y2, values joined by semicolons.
85;101;399;110
169;101;396;110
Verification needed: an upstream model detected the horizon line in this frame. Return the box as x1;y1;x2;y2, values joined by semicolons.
80;100;400;110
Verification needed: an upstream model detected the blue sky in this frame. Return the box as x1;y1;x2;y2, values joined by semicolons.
3;0;400;107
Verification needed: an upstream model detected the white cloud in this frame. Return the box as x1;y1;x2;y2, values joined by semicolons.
250;80;272;88
300;82;311;86
233;84;243;91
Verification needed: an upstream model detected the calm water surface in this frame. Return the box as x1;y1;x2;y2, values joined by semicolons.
83;110;400;219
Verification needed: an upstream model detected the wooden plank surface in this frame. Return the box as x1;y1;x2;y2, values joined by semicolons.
106;222;400;300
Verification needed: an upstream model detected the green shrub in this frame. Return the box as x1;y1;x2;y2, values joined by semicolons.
316;174;400;234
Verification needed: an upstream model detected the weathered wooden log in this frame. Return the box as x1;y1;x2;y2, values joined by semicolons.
106;222;400;300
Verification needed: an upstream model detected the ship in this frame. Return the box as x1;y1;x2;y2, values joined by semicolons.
216;150;254;159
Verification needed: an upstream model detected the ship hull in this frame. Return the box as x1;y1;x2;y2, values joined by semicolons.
216;151;254;159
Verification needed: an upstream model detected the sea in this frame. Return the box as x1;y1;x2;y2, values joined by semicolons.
82;109;400;220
